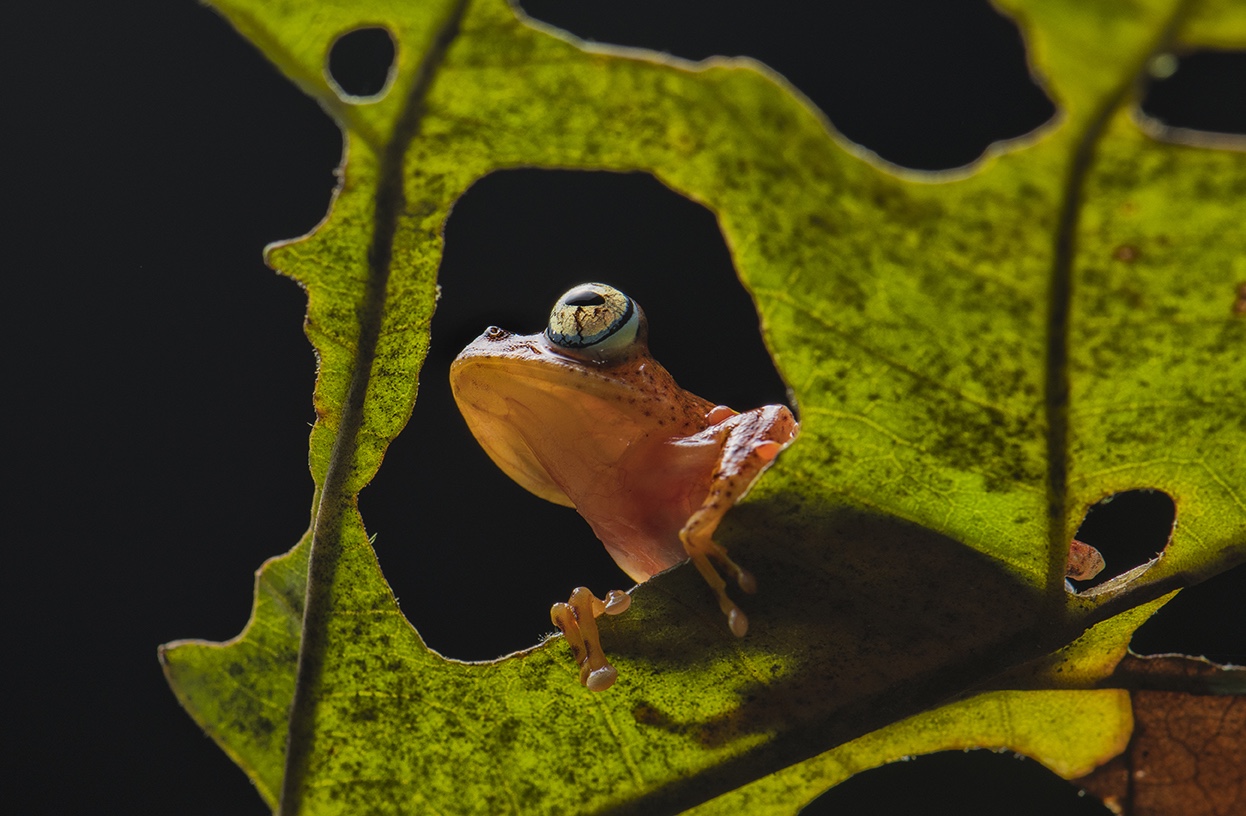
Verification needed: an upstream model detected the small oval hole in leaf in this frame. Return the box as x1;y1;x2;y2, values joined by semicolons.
1139;50;1246;137
362;170;791;660
520;0;1054;170
802;751;1113;815
1066;489;1176;592
326;27;396;101
1130;561;1246;666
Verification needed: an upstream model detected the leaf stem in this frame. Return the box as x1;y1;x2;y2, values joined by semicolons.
277;2;472;813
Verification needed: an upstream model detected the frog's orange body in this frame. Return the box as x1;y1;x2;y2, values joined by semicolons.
450;284;797;690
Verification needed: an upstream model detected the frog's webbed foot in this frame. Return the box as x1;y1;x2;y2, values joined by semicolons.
680;404;798;638
550;587;631;691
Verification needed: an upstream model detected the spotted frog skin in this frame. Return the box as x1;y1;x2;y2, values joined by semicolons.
450;283;798;690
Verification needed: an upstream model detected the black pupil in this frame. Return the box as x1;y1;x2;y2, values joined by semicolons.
565;292;606;307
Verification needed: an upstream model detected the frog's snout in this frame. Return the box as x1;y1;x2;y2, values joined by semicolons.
484;326;511;341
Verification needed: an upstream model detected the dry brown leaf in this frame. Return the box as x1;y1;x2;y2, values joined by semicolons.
1078;656;1246;816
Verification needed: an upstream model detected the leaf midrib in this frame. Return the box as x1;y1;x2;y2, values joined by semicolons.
1043;0;1197;606
276;1;473;812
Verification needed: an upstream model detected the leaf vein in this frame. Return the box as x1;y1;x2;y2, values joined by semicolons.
756;288;1021;419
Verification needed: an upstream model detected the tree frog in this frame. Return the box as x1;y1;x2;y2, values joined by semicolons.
450;283;798;691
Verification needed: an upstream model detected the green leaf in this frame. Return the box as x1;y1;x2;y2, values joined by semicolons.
160;0;1246;813
688;688;1135;816
689;593;1175;815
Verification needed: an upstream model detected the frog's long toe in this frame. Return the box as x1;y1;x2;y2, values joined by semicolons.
550;587;630;691
686;546;751;637
681;504;757;638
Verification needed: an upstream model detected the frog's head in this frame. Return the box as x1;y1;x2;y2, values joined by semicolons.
449;283;666;509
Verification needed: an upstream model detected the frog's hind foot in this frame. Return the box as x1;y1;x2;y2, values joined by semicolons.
550;587;631;692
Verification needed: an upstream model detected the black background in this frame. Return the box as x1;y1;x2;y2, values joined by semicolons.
7;1;1243;813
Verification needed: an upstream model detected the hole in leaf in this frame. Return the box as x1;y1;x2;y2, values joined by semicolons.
1130;561;1246;666
362;170;790;660
801;750;1113;815
519;0;1054;170
326;27;396;100
1066;490;1175;592
1139;50;1246;137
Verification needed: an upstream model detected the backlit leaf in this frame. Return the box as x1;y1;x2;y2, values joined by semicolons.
161;0;1246;813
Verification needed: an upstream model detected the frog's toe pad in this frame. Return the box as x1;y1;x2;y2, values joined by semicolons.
584;665;618;692
604;590;631;615
1066;538;1105;581
728;607;749;637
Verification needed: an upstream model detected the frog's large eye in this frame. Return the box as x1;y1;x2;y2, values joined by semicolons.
546;283;644;358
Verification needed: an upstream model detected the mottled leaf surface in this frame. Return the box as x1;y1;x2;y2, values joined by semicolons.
161;0;1246;813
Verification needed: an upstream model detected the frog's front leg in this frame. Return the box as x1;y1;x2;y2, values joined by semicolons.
678;404;798;637
550;587;631;691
